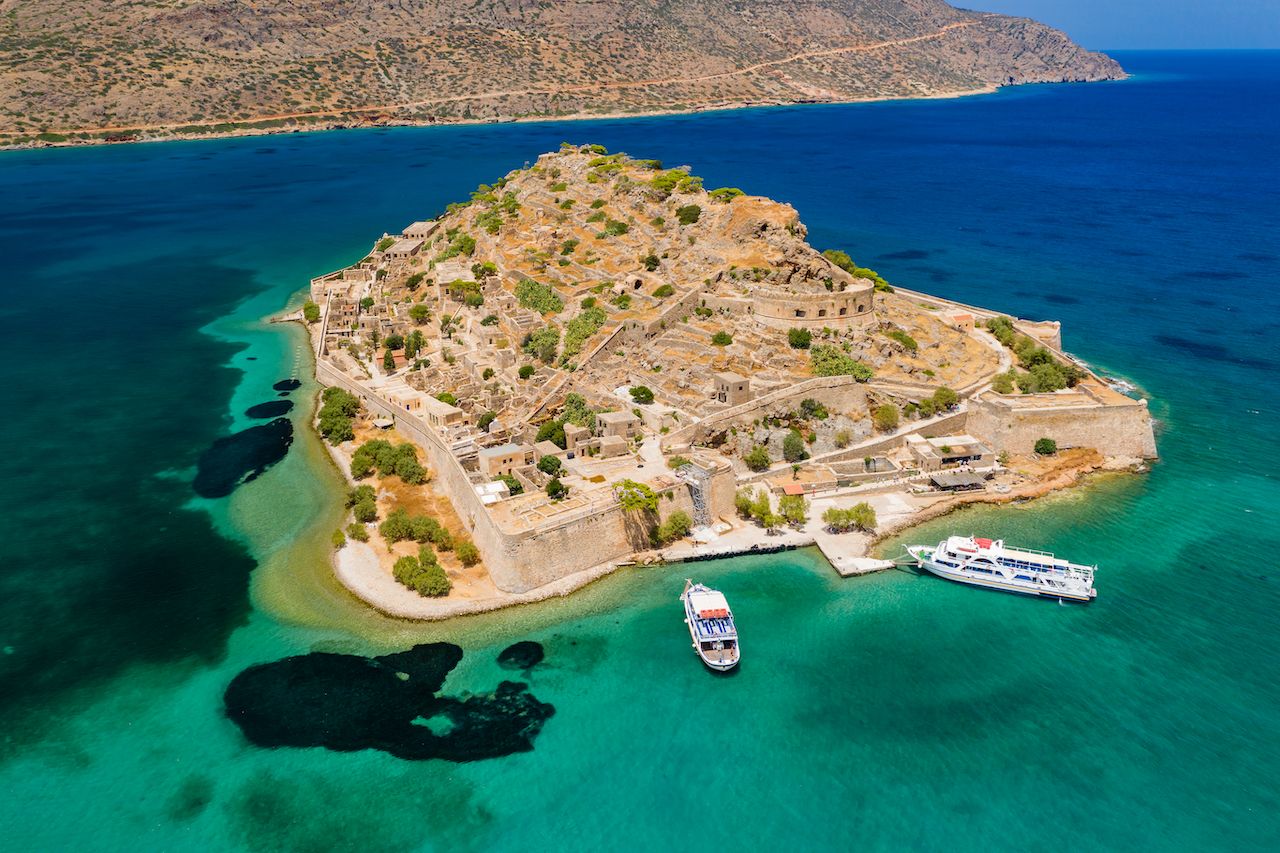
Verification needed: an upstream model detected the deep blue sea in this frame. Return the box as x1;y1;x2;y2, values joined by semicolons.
0;51;1277;851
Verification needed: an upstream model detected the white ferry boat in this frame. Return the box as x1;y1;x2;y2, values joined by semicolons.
907;535;1097;602
681;580;740;671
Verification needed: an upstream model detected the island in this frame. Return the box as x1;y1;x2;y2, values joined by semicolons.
302;144;1157;618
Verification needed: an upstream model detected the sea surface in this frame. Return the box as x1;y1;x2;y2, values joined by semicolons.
0;51;1277;851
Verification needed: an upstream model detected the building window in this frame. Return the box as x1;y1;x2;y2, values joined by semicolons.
795;309;806;318
818;309;827;318
839;307;847;316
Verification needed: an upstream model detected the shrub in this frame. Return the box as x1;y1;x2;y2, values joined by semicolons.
405;272;426;290
614;479;659;513
562;306;607;359
873;404;899;432
331;528;346;549
537;455;563;475
546;478;569;501
799;398;828;420
642;254;660;272
652;510;693;546
629;385;655;404
653;284;674;298
810;345;873;381
352;498;378;523
523;326;560;362
379;508;415;543
834;430;853;449
1034;437;1058;455
477;411;496;431
734;488;755;518
711;331;733;346
783;429;808;463
992;371;1016;394
744;445;771;472
709;187;744;203
519;365;535;380
481;313;499;326
456;540;481;566
676;204;702;225
346;484;375;507
497;474;524;495
601;219;629;237
788;327;811;349
515;278;564;314
376;236;396;252
393;555;451;597
886;329;918;351
303;301;320;323
346;522;369;542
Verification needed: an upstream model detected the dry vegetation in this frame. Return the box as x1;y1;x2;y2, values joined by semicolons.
0;0;1122;145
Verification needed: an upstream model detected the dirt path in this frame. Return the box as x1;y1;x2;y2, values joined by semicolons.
34;22;976;136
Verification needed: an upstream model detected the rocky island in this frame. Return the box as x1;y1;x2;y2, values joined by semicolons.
304;144;1156;618
1;0;1122;148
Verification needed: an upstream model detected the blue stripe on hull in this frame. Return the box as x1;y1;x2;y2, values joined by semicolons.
920;563;1093;603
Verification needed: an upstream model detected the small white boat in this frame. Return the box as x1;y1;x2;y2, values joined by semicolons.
681;580;739;671
907;535;1097;602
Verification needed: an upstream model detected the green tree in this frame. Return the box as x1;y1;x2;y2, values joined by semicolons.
652;510;693;545
537;455;562;475
783;429;808;463
523;326;560;362
642;253;660;271
744;445;771;472
779;494;809;527
383;348;396;373
931;387;959;410
346;522;370;542
788;327;812;349
379;508;415;543
477;411;496;431
303;301;320;323
992;371;1016;394
536;419;567;449
546;478;569;501
629;385;655;404
409;303;431;324
331;528;346;549
1034;437;1058;455
873;404;899;432
711;331;733;346
734;488;755;518
317;386;359;444
497;474;524;495
519;365;535;380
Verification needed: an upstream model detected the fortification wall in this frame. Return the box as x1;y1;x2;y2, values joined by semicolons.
967;393;1157;458
751;284;874;330
318;361;724;592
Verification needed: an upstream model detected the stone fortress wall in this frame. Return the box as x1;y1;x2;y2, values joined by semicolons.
966;389;1157;459
317;360;735;592
750;284;875;330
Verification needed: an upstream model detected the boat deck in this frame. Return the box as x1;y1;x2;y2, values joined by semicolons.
693;616;736;640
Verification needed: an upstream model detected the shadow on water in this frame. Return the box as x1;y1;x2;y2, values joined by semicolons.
224;642;554;761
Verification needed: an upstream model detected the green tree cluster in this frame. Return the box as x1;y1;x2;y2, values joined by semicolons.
821;250;893;292
614;479;659;513
709;187;744;203
350;440;426;484
393;551;451;597
779;494;809;527
302;301;320;323
822;503;877;532
318;387;360;444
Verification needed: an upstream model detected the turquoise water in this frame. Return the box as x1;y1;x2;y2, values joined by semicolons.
1;51;1277;850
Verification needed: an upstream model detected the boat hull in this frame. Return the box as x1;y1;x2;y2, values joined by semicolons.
910;548;1095;603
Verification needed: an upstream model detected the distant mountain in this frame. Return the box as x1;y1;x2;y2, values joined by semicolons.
0;0;1122;144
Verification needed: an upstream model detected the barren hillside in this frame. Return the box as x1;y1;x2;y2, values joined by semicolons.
0;0;1122;144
